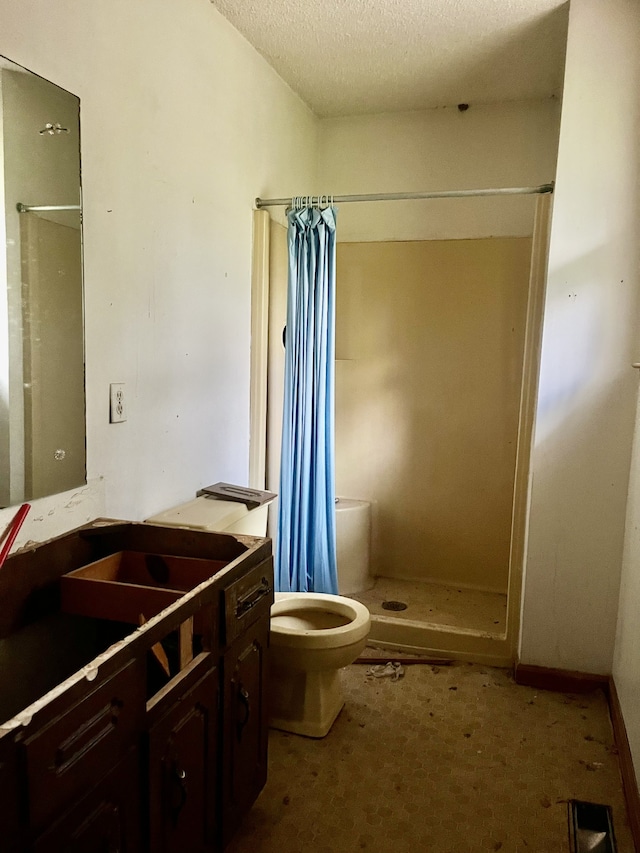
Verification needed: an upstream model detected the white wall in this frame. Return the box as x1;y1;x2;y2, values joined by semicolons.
0;0;317;547
318;100;562;242
520;0;640;674
612;0;640;782
615;392;640;786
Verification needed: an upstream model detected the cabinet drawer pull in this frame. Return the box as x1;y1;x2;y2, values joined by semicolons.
235;578;271;618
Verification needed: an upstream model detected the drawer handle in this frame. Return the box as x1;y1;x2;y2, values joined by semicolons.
235;578;271;618
170;762;188;823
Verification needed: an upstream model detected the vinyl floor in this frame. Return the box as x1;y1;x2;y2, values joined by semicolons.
227;662;633;853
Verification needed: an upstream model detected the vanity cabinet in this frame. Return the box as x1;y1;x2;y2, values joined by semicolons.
0;520;273;852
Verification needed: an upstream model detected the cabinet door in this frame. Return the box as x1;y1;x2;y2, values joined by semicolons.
221;616;269;847
32;748;141;853
0;735;22;852
148;665;218;853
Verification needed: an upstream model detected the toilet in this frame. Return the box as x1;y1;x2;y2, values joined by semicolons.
269;591;370;738
146;492;273;537
335;498;373;595
147;491;372;738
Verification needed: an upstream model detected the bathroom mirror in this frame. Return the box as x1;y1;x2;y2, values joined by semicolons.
0;55;85;507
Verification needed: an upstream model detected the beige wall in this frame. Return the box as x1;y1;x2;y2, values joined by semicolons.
610;0;640;788
521;0;640;676
318;100;562;243
334;238;531;592
615;392;640;787
0;0;317;544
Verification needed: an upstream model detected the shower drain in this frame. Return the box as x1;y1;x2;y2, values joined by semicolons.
381;600;408;612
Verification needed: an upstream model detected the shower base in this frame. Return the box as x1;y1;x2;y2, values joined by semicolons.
349;577;511;666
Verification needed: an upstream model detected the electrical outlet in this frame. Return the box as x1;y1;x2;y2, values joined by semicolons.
109;383;127;423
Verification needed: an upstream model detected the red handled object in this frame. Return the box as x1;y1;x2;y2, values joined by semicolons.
0;503;31;569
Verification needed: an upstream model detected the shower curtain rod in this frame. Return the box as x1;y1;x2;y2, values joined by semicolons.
17;203;81;213
255;182;554;209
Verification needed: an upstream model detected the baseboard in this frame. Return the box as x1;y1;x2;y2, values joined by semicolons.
608;678;640;851
514;663;609;694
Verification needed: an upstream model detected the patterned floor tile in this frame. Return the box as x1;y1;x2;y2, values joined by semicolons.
227;662;633;853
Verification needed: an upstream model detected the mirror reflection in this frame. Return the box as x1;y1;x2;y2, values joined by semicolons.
0;56;85;507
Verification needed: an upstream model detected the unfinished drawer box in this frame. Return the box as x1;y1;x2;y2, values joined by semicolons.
60;550;227;625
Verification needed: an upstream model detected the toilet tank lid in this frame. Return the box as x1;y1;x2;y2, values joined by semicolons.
146;497;249;532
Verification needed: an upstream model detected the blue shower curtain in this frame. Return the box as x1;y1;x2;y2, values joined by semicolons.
276;204;338;594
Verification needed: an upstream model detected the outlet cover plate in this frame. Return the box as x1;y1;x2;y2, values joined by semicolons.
110;383;127;423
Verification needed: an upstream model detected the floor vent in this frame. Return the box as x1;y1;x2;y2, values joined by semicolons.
381;600;408;611
568;800;617;853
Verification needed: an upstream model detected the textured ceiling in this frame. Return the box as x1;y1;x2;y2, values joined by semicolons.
210;0;569;117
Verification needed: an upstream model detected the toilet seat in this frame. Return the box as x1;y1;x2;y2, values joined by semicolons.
271;592;370;649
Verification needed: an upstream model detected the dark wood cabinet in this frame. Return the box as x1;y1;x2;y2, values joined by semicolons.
221;618;270;847
32;749;142;853
148;653;219;853
20;657;146;836
0;521;273;853
0;736;22;852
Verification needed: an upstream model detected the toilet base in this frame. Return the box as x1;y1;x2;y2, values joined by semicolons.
269;665;345;738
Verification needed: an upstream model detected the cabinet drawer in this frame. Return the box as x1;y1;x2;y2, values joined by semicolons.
32;748;142;853
223;559;273;646
22;658;145;831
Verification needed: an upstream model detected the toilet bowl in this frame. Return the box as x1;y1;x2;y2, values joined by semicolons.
269;591;370;738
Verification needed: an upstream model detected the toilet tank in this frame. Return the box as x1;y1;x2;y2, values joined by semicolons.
146;496;271;537
335;498;372;595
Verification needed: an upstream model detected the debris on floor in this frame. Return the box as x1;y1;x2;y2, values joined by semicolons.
366;662;405;680
227;662;633;853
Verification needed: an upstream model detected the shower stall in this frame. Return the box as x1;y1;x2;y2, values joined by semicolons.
252;188;552;666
